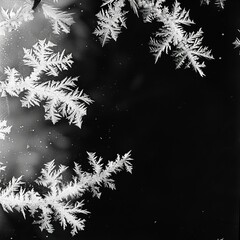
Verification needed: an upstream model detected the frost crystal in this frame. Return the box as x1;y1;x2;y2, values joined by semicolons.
215;0;226;9
200;0;226;9
94;0;214;76
0;39;93;129
0;152;133;236
0;1;34;35
0;120;11;140
0;1;133;237
0;0;75;36
94;0;127;46
42;3;75;34
233;30;240;51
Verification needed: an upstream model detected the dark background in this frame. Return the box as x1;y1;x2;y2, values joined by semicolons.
1;0;240;239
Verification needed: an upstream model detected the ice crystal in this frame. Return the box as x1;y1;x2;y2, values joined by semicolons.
200;0;226;9
215;0;226;9
0;152;133;236
0;120;11;140
94;0;214;76
93;0;127;46
0;1;133;236
41;3;75;34
0;0;34;35
233;30;240;51
0;39;92;129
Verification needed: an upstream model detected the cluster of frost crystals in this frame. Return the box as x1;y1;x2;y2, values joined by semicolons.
200;0;226;9
94;0;214;77
0;152;133;236
0;0;74;36
0;0;34;35
0;0;133;236
0;0;87;137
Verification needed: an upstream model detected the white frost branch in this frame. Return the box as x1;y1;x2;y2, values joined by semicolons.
0;152;133;236
0;1;34;35
94;0;127;46
0;39;93;129
0;120;11;140
233;30;240;52
42;3;75;34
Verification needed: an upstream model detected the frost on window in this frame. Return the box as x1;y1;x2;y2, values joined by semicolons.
0;0;132;237
0;0;237;238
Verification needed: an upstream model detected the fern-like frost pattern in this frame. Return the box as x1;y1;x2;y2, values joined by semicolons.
94;0;213;76
94;0;128;46
0;0;135;237
0;39;92;129
200;0;226;9
0;152;133;236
